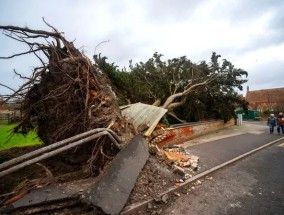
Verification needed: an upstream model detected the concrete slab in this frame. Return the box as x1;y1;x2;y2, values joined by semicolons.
82;134;149;215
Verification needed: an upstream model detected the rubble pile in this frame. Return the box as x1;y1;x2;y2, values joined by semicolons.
149;143;200;180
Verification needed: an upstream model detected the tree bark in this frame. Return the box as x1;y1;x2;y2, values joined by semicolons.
166;101;185;110
152;98;161;106
162;92;183;109
168;111;186;123
162;78;214;109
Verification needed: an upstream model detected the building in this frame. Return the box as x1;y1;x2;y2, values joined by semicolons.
246;87;284;112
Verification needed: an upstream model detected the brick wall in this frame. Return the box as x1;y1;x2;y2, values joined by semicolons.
157;119;235;147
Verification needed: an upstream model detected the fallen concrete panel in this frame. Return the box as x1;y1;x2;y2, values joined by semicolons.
121;103;167;136
82;134;149;215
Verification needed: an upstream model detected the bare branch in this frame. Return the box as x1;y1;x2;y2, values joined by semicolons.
0;48;42;59
13;69;30;80
4;67;46;102
0;25;60;38
94;40;110;54
0;83;15;92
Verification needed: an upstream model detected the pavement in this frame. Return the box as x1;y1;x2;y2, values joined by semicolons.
185;121;281;173
162;134;284;215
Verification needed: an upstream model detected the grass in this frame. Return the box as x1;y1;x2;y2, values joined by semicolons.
0;119;8;125
0;123;42;150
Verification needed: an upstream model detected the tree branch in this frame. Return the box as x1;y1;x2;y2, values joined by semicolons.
162;75;216;109
0;83;15;92
4;67;46;102
13;69;30;80
0;25;60;38
0;48;42;59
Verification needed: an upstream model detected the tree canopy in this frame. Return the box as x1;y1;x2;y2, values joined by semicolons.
95;52;248;122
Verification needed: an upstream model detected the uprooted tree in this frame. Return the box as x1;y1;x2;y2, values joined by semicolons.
95;52;249;122
0;21;135;175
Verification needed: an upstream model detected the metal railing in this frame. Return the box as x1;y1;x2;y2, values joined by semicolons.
0;128;121;178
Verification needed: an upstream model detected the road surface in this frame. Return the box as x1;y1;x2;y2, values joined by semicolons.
162;135;284;214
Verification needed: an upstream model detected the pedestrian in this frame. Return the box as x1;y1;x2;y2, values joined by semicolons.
267;114;276;134
276;112;284;135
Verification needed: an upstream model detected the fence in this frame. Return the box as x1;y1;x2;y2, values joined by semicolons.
0;112;21;124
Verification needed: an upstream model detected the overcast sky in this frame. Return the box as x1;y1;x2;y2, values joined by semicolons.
0;0;283;95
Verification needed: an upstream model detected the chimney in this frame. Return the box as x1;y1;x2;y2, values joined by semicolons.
247;86;249;92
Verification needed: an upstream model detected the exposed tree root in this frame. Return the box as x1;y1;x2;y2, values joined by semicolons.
0;20;135;178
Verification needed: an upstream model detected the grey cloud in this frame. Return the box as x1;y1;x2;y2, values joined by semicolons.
91;29;157;69
143;0;199;23
214;0;284;22
0;0;284;94
230;31;284;55
246;60;284;90
210;0;284;55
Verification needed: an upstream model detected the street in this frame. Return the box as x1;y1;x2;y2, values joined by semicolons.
162;135;284;214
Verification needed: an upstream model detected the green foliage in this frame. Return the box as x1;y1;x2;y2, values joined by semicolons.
129;53;206;103
94;52;248;122
175;52;249;122
161;116;170;127
94;54;136;104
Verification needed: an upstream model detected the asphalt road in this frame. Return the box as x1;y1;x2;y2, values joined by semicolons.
187;132;281;172
162;141;284;215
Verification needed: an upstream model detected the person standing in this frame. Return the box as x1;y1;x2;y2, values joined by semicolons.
276;112;284;134
267;114;276;134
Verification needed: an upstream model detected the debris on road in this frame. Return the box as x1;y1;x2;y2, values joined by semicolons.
195;180;202;185
161;194;169;204
172;165;186;176
149;142;200;179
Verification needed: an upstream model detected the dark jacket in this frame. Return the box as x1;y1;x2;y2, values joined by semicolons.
267;116;276;126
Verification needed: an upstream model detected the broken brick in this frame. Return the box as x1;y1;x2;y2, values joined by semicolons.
163;151;189;165
172;165;185;176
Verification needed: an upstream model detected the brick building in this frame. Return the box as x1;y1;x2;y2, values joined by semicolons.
245;87;284;112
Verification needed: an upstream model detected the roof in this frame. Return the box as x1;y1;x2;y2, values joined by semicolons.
120;103;168;136
0;109;12;114
246;87;284;104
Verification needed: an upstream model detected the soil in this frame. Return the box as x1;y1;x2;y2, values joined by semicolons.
126;156;180;206
0;145;89;194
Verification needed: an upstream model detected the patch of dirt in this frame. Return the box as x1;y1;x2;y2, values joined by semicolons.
126;156;178;206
